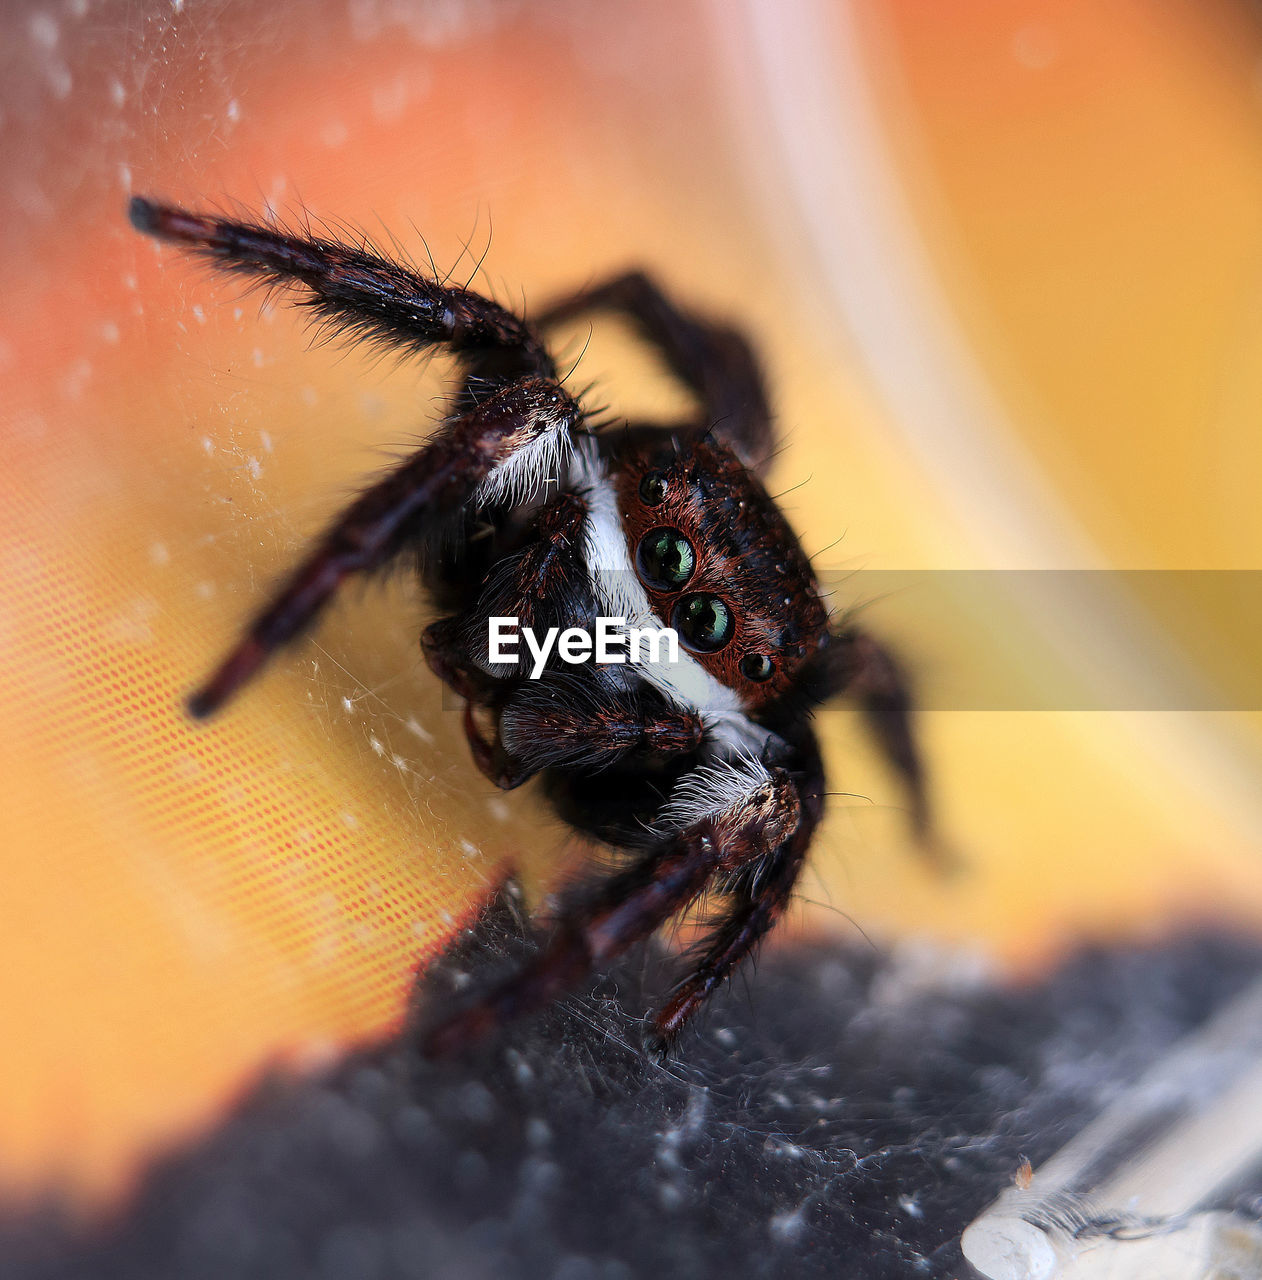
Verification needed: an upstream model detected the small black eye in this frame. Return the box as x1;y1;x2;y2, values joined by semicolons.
637;527;695;590
740;653;775;682
638;471;669;505
673;594;733;652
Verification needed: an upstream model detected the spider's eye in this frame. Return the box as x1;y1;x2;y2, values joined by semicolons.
637;527;695;590
638;471;669;506
740;653;775;682
673;594;733;652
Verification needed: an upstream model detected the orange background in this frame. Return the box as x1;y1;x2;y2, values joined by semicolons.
4;0;1262;1208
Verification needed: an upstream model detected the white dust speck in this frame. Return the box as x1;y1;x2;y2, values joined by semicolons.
369;735;385;756
371;77;409;122
225;98;240;123
390;754;408;770
259;430;273;453
233;307;244;322
100;322;120;345
201;436;215;455
358;391;386;418
149;542;170;567
340;696;355;713
485;798;510;822
1013;24;1057;70
105;597;159;646
191;304;206;324
769;1205;806;1243
246;456;262;480
173;754;202;780
341;810;360;829
47;63;72;98
29;13;59;49
658;1183;683;1211
405;717;434;745
123;273;138;291
62;360;92;399
898;1193;923;1219
320;118;349;148
117;163;131;191
252;347;265;368
764;1137;805;1160
172;0;184;13
109;77;125;107
459;839;480;860
410;919;426;939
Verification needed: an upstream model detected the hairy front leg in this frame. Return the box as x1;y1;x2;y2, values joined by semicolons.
129;197;555;387
190;378;578;717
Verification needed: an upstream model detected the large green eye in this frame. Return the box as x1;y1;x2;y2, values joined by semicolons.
673;594;733;652
636;527;695;590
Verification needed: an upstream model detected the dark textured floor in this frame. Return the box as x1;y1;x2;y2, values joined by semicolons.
5;895;1262;1280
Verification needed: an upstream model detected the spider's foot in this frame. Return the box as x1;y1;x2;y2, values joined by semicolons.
187;638;268;719
129;196;220;247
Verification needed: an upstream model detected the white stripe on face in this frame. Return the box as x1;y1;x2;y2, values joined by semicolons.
569;441;768;757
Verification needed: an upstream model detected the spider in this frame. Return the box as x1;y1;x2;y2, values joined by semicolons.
130;196;937;1055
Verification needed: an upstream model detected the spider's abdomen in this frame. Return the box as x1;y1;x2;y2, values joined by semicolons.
613;439;828;708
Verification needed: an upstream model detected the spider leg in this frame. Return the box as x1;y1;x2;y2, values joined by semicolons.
129;198;555;388
465;490;595;663
189;378;578;717
536;270;774;471
652;819;814;1050
650;736;824;1048
421;755;806;1056
498;677;704;777
421;490;592;691
423;489;603;789
826;627;958;872
420;617;499;704
424;613;706;789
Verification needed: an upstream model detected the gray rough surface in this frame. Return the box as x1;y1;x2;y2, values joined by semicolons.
5;897;1261;1280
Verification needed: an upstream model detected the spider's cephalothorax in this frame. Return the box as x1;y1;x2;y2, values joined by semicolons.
131;198;936;1054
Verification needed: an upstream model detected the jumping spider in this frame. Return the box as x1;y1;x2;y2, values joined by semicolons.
130;196;936;1054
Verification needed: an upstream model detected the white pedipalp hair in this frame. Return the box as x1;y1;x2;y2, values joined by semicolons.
655;754;775;832
472;404;574;509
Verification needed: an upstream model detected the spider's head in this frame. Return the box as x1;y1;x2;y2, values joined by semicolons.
613;437;829;712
